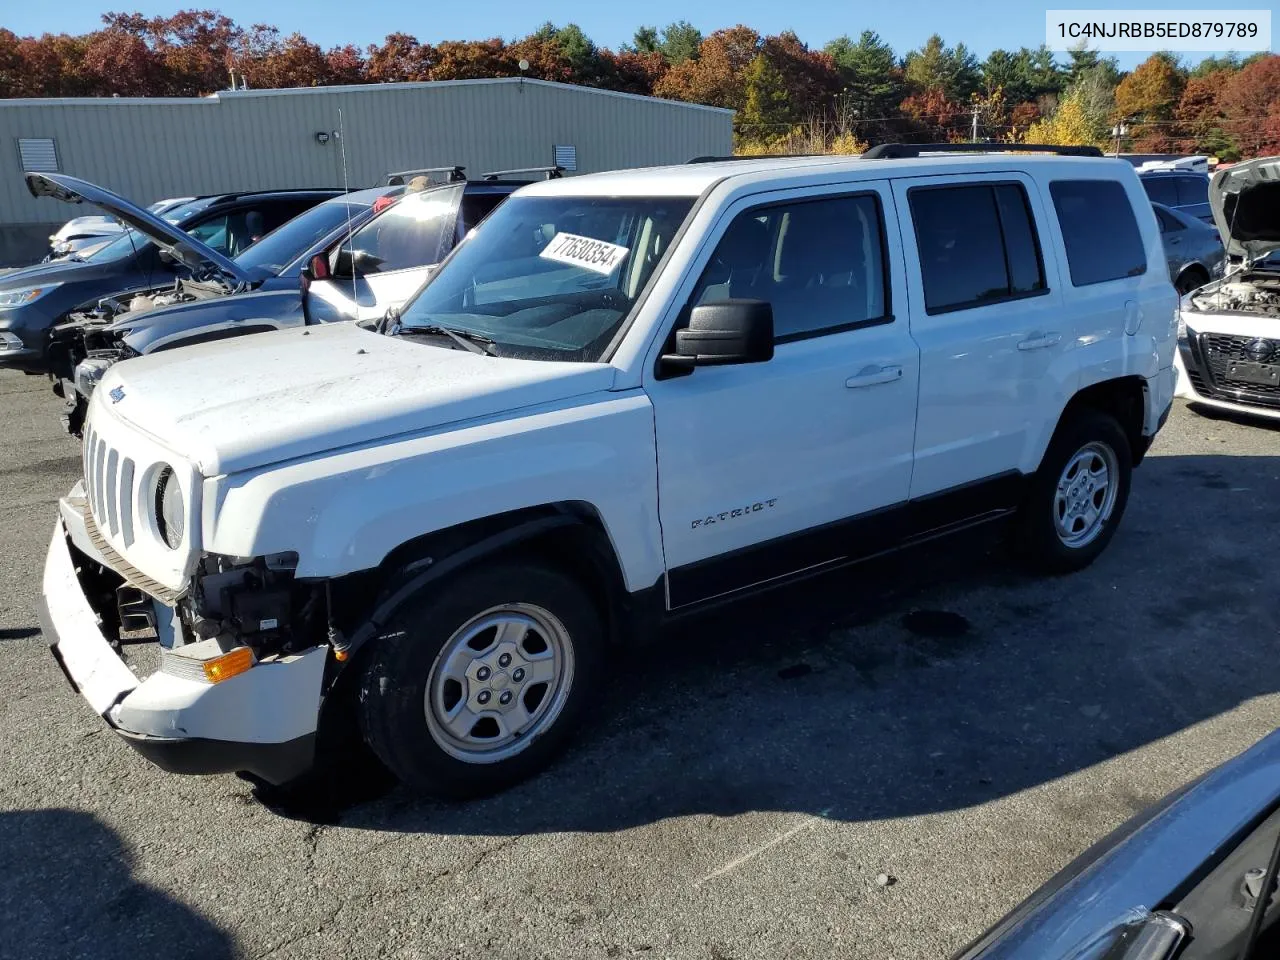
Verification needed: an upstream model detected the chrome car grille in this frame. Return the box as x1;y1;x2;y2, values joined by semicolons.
1188;334;1280;408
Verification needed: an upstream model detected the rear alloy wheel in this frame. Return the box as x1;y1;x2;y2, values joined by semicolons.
358;562;602;798
1012;410;1132;573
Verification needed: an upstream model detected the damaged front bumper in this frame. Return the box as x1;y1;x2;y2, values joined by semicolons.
40;490;327;785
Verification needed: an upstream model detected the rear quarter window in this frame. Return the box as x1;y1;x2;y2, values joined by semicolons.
1049;180;1147;286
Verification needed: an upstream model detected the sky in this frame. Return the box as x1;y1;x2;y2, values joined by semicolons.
3;0;1269;70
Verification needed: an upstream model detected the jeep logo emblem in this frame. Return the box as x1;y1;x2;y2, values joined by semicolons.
108;386;125;403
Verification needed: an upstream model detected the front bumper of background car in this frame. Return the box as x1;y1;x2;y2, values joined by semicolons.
40;490;327;785
1175;333;1280;422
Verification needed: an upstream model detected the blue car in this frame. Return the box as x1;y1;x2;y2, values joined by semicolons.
48;181;401;434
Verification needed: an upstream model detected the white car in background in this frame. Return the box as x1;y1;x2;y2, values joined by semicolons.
1175;156;1280;421
47;197;195;261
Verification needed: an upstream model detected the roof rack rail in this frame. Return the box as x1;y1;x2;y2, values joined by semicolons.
687;154;824;163
861;142;1104;159
480;166;564;181
385;166;467;186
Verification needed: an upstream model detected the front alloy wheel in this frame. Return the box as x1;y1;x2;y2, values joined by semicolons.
358;562;602;798
425;604;575;763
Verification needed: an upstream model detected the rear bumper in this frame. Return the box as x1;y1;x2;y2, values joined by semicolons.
41;511;325;785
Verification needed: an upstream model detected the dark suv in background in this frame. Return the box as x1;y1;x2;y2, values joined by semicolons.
0;183;340;374
1139;169;1213;224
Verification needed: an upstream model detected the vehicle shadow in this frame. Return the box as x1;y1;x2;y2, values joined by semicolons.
270;450;1280;836
0;808;235;960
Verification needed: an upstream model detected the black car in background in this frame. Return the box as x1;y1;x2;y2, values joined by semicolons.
0;182;341;375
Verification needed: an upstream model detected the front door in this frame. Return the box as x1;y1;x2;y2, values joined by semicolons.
645;182;920;608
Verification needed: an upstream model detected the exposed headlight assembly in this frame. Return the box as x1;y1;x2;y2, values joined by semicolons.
154;465;185;549
0;283;61;308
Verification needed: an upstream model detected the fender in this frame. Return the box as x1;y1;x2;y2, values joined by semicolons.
329;513;579;662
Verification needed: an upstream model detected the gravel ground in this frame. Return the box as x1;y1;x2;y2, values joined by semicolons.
2;367;1279;960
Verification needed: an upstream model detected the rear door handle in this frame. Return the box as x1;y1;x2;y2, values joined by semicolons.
1017;333;1062;351
845;364;903;389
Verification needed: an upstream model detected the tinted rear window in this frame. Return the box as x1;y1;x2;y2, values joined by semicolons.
1050;180;1147;286
909;183;1046;313
1176;176;1209;207
1141;177;1178;206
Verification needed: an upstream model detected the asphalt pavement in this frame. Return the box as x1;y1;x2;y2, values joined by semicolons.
2;367;1279;960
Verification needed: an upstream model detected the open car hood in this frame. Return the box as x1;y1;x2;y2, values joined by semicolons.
25;173;252;284
1209;157;1280;262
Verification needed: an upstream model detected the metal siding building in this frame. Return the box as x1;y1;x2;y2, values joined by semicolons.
0;78;733;263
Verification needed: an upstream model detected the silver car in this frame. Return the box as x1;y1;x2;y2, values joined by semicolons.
1154;202;1225;295
960;726;1280;959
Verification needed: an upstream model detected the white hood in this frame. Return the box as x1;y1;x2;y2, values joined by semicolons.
96;323;617;476
1209;156;1280;262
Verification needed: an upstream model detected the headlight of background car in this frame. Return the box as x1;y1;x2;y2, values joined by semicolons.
154;466;185;549
1176;309;1187;341
0;283;61;308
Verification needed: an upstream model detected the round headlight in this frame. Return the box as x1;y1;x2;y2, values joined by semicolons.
155;466;184;549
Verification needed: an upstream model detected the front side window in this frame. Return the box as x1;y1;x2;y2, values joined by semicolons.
1050;180;1147;286
236;202;362;277
398;194;695;361
335;185;463;275
909;182;1046;314
691;194;890;341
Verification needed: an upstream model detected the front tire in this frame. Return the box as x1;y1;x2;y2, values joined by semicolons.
357;561;603;799
1012;410;1132;573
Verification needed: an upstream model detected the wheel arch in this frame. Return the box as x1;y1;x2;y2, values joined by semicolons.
1052;376;1148;467
326;501;636;668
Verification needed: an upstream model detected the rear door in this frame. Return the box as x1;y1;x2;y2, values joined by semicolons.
893;173;1076;499
307;184;463;323
1174;175;1213;223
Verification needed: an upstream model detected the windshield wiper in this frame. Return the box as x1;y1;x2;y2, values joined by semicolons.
397;323;497;357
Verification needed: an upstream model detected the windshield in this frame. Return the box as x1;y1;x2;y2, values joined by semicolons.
335;185;463;275
235;201;367;278
83;197;220;263
398;194;695;362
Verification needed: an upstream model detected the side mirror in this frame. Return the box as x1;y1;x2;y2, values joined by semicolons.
660;299;774;376
332;249;355;278
307;252;330;281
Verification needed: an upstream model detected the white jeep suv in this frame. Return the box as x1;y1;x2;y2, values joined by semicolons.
41;147;1177;798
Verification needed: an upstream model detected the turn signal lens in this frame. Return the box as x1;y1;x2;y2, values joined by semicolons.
203;646;255;683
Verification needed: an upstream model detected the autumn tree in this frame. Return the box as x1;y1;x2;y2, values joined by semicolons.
81;29;165;95
1219;54;1280;156
655;25;761;111
1176;71;1235;157
365;32;433;83
0;29;26;98
1114;52;1186;149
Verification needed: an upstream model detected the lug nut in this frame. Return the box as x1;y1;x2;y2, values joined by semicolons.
498;653;512;668
476;666;491;681
477;690;491;705
499;691;513;705
512;668;525;682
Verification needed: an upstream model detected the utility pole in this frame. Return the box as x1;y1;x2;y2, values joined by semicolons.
971;102;980;142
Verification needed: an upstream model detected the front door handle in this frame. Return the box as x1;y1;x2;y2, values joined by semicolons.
845;364;903;389
1017;333;1062;351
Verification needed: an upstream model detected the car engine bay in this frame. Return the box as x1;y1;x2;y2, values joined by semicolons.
1189;271;1280;317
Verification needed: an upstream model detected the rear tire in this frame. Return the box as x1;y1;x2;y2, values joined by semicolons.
1012;410;1132;574
357;561;603;799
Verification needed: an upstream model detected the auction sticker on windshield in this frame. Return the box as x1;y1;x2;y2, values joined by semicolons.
540;233;630;275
